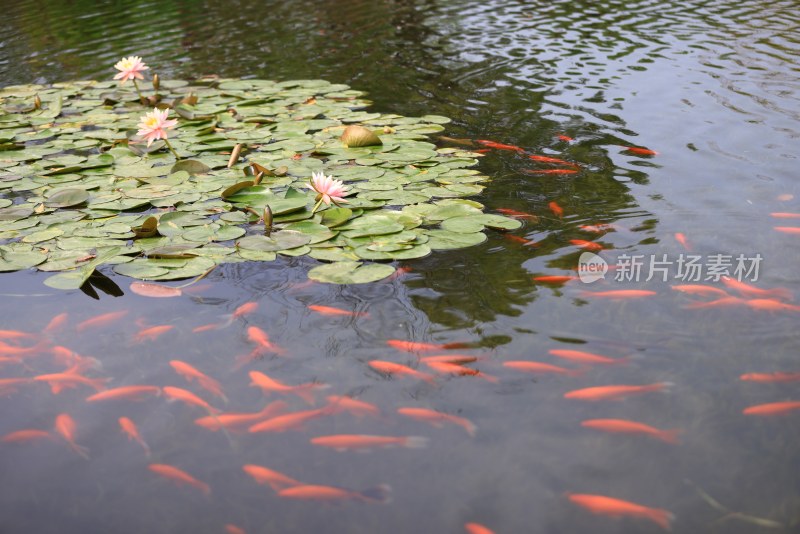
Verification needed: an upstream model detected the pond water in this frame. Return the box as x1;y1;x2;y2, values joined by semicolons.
1;1;799;533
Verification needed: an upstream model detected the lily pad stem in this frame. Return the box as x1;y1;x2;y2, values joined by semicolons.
132;79;146;104
163;138;181;160
311;198;325;214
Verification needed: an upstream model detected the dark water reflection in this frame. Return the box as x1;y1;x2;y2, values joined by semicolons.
2;0;800;532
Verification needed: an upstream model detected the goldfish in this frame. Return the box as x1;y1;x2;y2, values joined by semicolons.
162;386;220;414
1;429;52;443
195;400;289;432
246;326;287;356
0;340;49;357
420;354;482;365
75;310;128;332
568;493;673;530
503;360;582;376
310;434;428;452
225;525;246;534
54;413;89;459
424;361;498;382
34;371;108;394
0;329;34;340
386;339;470;352
192;323;221;333
278;484;391;503
248;407;334;433
774;226;800;234
504;234;539;247
528;154;579;166
397;407;477;436
564;382;672;401
623;146;658;156
129;281;182;298
386;266;413;281
0;378;31;396
326;395;381;418
684;296;746;309
475;139;525;153
579;289;657;299
170;360;226;401
308;304;368;318
671;285;730;297
119;417;151;457
740;372;800;383
742;401;800;416
464;523;495;534
721;276;793;301
674;232;690;251
86;385;161;402
134;324;174;343
548;201;563;218
49;346;99;370
548;349;626;365
148;464;210;495
570;239;604;252
369;360;436;383
580;224;614;233
496;208;539;221
233;302;258;318
43;313;69;334
745;299;800;312
581;419;680;444
533;275;578;284
770;212;800;219
523;168;578;175
242;464;303;492
557;135;575;142
249;371;329;405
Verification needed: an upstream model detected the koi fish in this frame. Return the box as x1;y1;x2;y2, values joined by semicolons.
192;323;221;333
671;285;730;297
386;266;413;281
770;212;800;219
308;305;368;318
623;146;658;156
743;401;800;416
579;290;657;299
721;276;793;301
195;400;289;432
420;354;482;365
740;372;800;383
580;224;615;233
424;361;498;382
557;135;574;142
225;525;246;534
397;407;477;437
246;326;287;356
248;406;334;433
242;464;303;492
475;139;525;153
34;371;108;394
496;208;539;221
548;349;627;365
465;523;495;534
503;360;582;376
129;282;182;298
249;371;329;405
504;234;539;247
86;385;161;402
523;168;579;175
528;154;579;166
49;346;99;370
581;419;680;444
119;417;151;457
134;324;174;343
774;226;800;234
54;413;89;459
310;434;428;452
674;232;690;251
745;299;800;312
570;239;604;252
326;395;381;418
170;360;226;401
75;310;128;332
162;386;220;414
386;340;470;352
548;201;563;218
148;464;210;496
568;493;674;530
369;360;436;383
2;429;52;443
533;275;578;284
233;302;258;318
278;484;391;503
0;329;34;340
564;382;672;401
44;313;69;334
0;340;49;357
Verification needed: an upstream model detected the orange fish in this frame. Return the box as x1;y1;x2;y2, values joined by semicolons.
386;339;470;352
0;339;49;357
0;378;31;396
670;285;730;297
369;360;436;383
476;139;525;153
248;407;334;433
43;313;69;334
496;208;539;221
54;413;89;459
34;371;108;394
579;290;657;299
225;525;246;534
623;146;658;156
134;324;174;343
397;407;477;437
503;360;582;377
533;275;578;284
684;296;746;309
75;310;128;332
548;201;563;218
162;386;220;414
564;382;672;401
170;360;226;401
557;135;574;142
528;154;579;166
548;349;626;366
420;354;482;365
1;429;52;443
278;484;391;503
309;434;428;452
119;417;151;456
774;226;800;234
580;224;615;234
326;395;381;418
523;168;578;175
86;385;161;402
0;329;34;341
581;419;680;444
192;323;221;333
424;361;498;383
233;302;258;318
745;299;800;312
249;371;329;405
386;266;413;281
770;212;800;219
504;234;539;247
568;493;673;530
246;326;287;356
740;372;800;383
148;463;210;495
308;304;368;318
464;523;495;534
742;401;800;416
195;400;289;432
674;232;690;251
570;239;604;252
721;276;792;301
242;464;303;492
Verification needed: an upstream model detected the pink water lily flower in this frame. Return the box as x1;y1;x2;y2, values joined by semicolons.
137;108;178;147
308;171;348;211
113;56;149;84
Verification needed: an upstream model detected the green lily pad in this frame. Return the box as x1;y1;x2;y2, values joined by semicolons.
44;188;89;208
236;231;312;252
308;261;396;284
425;229;488;250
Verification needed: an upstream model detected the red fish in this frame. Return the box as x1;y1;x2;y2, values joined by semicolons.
580;224;615;233
35;371;108;394
246;326;287;356
745;299;800;312
242;464;303;492
579;290;657;299
465;523;495;534
674;232;690;251
570;239;604;252
503;360;582;376
119;417;151;457
192;323;221;333
248;407;334;433
278;484;391;503
0;329;34;341
129;281;182;298
557;135;574;142
740;372;800;383
548;201;563;218
170;360;226;401
225;525;246;534
533;275;577;284
148;464;210;495
671;285;730;297
54;413;89;459
420;354;482;365
528;154;579;166
43;313;69;334
770;212;800;219
564;382;672;401
309;434;428;452
774;226;800;234
721;276;792;301
249;371;329;405
76;310;128;332
369;360;436;383
308;304;368;318
476;139;525;153
549;349;626;365
86;385;161;402
424;361;498;382
397;407;477;437
581;419;680;444
523;168;578;175
1;429;52;443
134;324;174;343
326;395;381;418
195;400;289;432
162;386;220;414
623;146;658;156
496;208;539;221
386;340;470;352
568;493;673;530
504;234;539;247
233;302;258;318
0;340;49;357
743;401;800;416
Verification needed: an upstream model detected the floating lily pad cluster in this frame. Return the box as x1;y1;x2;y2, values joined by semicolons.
0;78;521;287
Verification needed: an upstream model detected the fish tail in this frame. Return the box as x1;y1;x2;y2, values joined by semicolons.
657;429;682;445
360;484;392;504
403;436;429;449
657;382;675;392
459;420;478;437
478;372;500;383
647;509;675;531
295;389;317;406
566;367;589;377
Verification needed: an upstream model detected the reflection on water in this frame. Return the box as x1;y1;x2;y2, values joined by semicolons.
2;0;800;532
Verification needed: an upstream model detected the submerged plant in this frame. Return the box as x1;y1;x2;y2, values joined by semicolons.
308;171;348;213
136;107;180;158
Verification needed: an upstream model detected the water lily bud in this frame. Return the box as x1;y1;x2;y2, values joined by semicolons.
152;73;160;91
341;125;382;147
33;94;41;110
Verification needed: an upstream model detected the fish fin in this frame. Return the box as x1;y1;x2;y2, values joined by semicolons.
403;436;429;449
478;372;499;383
